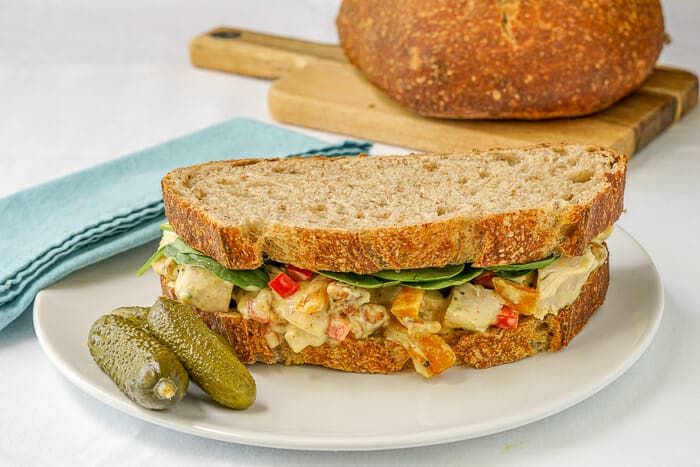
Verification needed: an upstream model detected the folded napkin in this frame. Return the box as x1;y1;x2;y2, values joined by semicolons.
0;118;371;332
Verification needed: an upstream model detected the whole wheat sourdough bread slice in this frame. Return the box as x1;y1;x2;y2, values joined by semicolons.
160;252;608;373
162;143;625;273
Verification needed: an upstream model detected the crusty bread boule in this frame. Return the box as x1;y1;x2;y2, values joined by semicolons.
336;0;665;119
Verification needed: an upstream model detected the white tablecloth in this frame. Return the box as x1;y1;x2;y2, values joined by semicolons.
1;1;699;465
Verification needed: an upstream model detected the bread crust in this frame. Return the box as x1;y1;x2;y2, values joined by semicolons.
162;145;626;273
336;0;665;119
159;253;609;374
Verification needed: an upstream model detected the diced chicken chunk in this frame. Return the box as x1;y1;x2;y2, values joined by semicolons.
173;265;233;313
535;243;607;319
348;303;389;339
327;281;371;315
444;283;504;332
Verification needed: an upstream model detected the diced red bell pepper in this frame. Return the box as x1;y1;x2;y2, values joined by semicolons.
269;272;299;298
472;271;496;289
326;315;352;341
495;305;519;329
286;264;314;281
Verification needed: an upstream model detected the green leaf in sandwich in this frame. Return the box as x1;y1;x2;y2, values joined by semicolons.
321;264;482;291
317;271;400;288
371;264;464;282
402;267;483;290
487;255;559;280
163;238;269;292
136;245;167;276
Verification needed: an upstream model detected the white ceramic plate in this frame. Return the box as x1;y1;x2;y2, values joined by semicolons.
34;227;663;451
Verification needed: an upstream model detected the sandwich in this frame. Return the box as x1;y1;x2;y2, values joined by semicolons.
140;144;626;378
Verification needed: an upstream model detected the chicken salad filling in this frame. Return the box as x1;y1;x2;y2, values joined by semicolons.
142;226;610;377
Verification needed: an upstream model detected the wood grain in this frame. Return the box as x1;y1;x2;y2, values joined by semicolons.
191;27;698;156
269;61;635;153
190;27;346;79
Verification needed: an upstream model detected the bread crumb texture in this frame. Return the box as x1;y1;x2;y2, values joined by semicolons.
166;146;619;230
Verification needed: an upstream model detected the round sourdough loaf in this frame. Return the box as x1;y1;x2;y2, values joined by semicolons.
336;0;665;119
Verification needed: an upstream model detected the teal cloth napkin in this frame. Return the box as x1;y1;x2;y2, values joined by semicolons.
0;118;371;332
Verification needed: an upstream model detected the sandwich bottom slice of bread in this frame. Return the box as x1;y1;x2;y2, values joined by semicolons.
144;144;625;377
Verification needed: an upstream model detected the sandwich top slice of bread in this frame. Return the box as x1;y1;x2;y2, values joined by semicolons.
162;144;626;273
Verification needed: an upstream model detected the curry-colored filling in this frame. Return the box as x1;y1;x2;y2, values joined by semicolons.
152;229;609;378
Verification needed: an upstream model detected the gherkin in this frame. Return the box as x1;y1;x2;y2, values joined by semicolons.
88;314;189;410
147;298;256;410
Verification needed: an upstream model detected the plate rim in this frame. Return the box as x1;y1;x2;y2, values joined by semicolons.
33;226;664;451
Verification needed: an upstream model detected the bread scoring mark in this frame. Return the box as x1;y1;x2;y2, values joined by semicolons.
496;0;520;45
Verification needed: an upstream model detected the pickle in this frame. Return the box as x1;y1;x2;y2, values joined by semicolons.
110;306;150;327
88;314;189;410
147;298;256;409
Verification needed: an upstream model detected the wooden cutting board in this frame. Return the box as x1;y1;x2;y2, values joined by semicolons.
191;27;698;156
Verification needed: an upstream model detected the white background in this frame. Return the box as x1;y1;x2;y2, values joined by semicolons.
1;1;699;465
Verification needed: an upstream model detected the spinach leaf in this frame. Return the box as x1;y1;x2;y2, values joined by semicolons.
166;238;203;256
372;263;464;282
318;271;401;288
491;269;530;280
135;224;174;275
404;267;484;290
487;255;559;273
163;239;268;291
136;245;166;276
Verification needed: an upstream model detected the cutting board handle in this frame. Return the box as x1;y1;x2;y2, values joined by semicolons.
190;27;347;79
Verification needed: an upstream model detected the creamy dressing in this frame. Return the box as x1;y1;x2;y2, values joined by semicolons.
232;275;389;352
151;230;179;280
273;277;331;336
592;225;615;243
535;243;607;319
284;326;327;353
